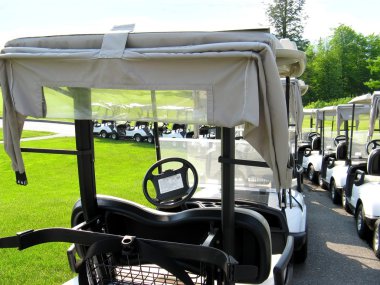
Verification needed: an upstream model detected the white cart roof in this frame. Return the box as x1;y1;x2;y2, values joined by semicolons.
316;104;370;135
368;91;380;139
0;29;295;189
281;78;305;135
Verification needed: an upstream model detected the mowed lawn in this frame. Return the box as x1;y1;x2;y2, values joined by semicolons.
0;135;156;284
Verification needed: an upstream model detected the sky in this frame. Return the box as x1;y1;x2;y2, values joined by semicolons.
0;0;379;48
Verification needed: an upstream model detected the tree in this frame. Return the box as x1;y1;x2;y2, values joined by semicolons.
266;0;309;50
365;57;380;90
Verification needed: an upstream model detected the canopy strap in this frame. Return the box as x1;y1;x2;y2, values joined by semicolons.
99;24;135;58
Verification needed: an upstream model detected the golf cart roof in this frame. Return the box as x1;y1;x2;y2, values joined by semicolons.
0;28;299;189
348;93;372;104
276;39;306;77
281;78;305;134
368;91;380;138
315;104;370;135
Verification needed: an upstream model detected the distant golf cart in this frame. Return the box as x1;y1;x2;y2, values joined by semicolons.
0;28;305;284
302;106;335;184
343;92;380;258
319;104;370;204
93;120;153;142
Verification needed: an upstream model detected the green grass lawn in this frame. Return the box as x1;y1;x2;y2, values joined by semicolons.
0;137;156;284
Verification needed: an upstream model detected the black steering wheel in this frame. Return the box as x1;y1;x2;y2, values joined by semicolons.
334;135;346;146
366;139;380;155
142;157;198;209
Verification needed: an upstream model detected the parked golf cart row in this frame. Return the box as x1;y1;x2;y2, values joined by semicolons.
300;92;380;259
93;120;154;142
93;120;194;143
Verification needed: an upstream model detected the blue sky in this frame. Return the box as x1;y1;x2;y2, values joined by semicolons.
0;0;379;47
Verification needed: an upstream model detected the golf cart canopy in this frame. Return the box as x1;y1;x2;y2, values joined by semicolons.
0;28;296;189
368;91;380;139
316;104;371;135
281;78;305;135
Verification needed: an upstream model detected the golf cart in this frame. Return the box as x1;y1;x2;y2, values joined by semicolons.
343;91;380;258
319;104;370;204
0;28;299;284
302;106;336;184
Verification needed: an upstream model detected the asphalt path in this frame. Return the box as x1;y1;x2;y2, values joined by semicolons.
293;180;380;285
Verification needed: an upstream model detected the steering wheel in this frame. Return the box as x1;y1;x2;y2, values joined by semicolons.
366;139;380;155
307;132;320;141
142;157;198;209
334;135;346;146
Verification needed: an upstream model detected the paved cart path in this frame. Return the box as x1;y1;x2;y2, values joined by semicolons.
293;181;380;285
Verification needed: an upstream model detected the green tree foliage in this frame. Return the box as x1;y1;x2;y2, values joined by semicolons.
302;25;380;105
266;0;309;50
365;57;380;90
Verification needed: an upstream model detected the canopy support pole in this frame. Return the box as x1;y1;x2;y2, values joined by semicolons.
221;127;235;256
75;120;98;221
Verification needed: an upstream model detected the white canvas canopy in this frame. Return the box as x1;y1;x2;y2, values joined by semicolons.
0;28;295;189
316;104;370;135
276;39;306;78
368;91;380;139
348;93;372;104
281;78;305;135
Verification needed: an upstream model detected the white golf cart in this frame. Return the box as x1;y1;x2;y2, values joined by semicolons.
0;28;301;284
319;104;370;203
302;106;336;183
343;91;380;258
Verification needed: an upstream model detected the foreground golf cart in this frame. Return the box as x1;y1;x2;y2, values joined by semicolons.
0;28;302;284
343;92;380;258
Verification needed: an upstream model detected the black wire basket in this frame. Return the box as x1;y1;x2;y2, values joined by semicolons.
85;253;208;285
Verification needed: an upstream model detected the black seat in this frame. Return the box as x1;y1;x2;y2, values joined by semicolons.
336;142;347;161
72;195;272;284
367;148;380;175
311;136;321;151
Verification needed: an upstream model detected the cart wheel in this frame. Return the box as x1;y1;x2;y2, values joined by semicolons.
307;164;315;182
100;131;107;138
143;157;198;209
356;203;369;239
373;219;380;259
330;179;340;205
342;188;351;213
294;228;308;263
134;134;142;142
147;136;154;144
111;133;119;140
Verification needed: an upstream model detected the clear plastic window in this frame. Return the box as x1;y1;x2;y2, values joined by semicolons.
43;87;208;124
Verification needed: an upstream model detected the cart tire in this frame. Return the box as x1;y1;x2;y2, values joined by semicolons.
294;233;308;263
330;179;340;205
318;173;325;189
373;219;380;259
307;164;316;183
100;131;107;138
342;188;351;213
356;203;370;239
147;136;154;144
134;134;142;142
111;133;118;140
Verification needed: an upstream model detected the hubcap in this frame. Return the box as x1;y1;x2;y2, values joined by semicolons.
357;211;363;231
374;226;379;252
342;191;346;207
308;167;314;180
331;184;335;200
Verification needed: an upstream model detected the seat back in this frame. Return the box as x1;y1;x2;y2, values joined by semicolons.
367;148;380;175
72;195;273;284
336;142;347;161
311;136;321;151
